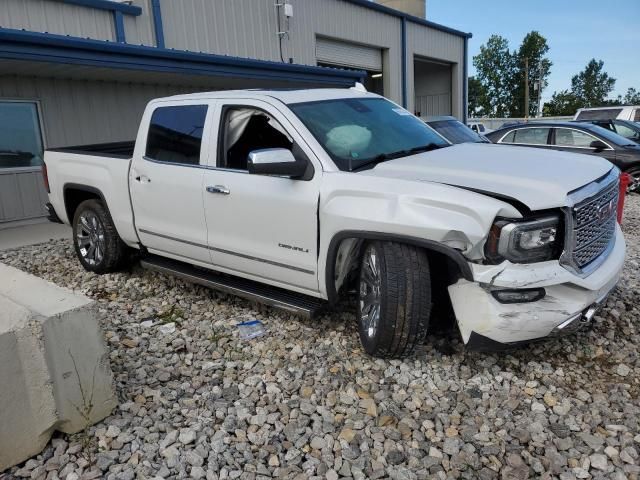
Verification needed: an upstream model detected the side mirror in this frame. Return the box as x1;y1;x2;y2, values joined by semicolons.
247;148;307;178
590;140;608;151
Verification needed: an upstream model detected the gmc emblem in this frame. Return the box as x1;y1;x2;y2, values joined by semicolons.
597;199;616;222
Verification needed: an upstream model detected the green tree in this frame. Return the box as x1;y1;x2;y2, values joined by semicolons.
542;90;581;116
473;35;516;117
571;59;616;107
468;76;489;117
510;31;552;117
622;87;640;104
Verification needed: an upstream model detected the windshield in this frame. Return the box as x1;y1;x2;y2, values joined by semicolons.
289;97;449;171
428;119;485;144
584;123;639;146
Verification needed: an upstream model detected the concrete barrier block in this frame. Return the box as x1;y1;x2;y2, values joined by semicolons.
0;263;117;471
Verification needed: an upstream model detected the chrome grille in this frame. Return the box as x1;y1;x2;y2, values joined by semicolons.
571;181;618;268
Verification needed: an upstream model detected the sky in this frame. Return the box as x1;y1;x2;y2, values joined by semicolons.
427;0;640;104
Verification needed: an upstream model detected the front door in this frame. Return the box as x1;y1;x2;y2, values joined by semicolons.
130;102;213;264
551;127;617;164
202;100;321;292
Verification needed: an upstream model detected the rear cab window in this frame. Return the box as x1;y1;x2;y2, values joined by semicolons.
146;105;208;165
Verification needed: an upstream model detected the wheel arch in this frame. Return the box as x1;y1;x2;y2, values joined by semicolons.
324;230;474;304
63;183;108;224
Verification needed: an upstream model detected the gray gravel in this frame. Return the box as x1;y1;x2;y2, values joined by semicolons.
2;196;640;480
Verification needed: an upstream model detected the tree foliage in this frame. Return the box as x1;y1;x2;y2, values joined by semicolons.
472;35;515;117
509;31;552;117
468;76;489;117
542;90;581;116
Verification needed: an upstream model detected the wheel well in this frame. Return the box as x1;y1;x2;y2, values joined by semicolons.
63;187;101;223
329;234;469;326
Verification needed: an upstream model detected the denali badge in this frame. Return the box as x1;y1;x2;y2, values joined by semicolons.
279;243;309;253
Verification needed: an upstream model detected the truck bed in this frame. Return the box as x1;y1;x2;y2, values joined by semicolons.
47;141;135;159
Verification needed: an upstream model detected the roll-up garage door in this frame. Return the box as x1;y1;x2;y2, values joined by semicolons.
316;37;382;72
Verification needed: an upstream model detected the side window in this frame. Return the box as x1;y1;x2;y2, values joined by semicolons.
219;107;293;170
146;105;208;165
615;124;637;140
500;131;516;143
554;129;597;148
512;128;550;145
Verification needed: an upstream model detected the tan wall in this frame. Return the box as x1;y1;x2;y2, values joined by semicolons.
378;0;426;18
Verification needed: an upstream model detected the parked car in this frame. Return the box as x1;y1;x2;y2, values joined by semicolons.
44;88;625;357
425;116;489;144
467;121;493;134
576;119;640;144
486;121;640;190
574;105;640;123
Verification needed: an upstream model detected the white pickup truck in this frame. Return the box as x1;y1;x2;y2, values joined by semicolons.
44;87;626;357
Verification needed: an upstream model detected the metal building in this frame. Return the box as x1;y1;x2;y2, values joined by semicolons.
0;0;471;225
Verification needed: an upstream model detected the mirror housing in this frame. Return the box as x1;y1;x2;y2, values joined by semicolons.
247;148;307;178
590;140;608;151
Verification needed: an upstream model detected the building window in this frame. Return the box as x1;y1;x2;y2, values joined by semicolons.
0;101;44;169
145;105;208;165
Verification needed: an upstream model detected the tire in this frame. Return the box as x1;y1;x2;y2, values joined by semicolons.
625;166;640;194
72;199;128;274
357;241;432;358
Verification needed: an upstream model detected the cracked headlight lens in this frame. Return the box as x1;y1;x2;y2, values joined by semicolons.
485;216;562;264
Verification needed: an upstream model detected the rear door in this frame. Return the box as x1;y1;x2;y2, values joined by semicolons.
496;127;552;149
130;101;214;264
202;99;321;292
550;127;617;163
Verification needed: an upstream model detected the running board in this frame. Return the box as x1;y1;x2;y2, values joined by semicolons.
140;255;327;318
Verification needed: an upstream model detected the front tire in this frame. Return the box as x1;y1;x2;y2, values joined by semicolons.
625;166;640;194
72;199;128;274
357;241;432;358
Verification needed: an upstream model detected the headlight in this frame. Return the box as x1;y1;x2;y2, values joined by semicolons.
485;216;562;264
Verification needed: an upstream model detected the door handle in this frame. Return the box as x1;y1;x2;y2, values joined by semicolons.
206;185;230;195
135;175;151;183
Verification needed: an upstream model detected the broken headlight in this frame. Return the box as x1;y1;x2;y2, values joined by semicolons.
485;216;562;264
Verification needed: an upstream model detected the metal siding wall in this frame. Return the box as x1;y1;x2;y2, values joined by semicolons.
0;76;197;148
124;0;156;46
406;22;465;118
0;0;115;41
0;169;49;222
159;0;403;104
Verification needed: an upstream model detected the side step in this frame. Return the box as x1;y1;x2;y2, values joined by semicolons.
140;254;327;318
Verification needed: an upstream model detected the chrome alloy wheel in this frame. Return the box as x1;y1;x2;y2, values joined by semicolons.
76;212;105;266
360;245;382;338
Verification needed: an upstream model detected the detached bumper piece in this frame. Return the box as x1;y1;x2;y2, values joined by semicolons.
45;202;63;224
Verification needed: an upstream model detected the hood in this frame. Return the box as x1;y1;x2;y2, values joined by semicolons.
360;143;613;211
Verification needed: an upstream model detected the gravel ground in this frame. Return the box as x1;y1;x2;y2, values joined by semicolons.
2;198;640;480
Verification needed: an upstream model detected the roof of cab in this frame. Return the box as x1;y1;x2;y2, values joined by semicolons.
151;87;381;106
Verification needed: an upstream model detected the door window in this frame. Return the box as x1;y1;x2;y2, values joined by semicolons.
219;107;293;170
0;102;44;169
614;123;638;140
145;105;208;165
502;128;550;145
554;129;598;148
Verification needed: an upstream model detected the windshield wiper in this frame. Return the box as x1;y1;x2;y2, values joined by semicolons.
351;143;446;171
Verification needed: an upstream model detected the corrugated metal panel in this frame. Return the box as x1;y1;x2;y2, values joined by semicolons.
316;37;382;71
0;75;197;148
0;168;48;222
0;0;115;41
124;0;156;46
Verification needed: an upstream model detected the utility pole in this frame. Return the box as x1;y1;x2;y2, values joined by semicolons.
537;60;544;117
524;57;529;120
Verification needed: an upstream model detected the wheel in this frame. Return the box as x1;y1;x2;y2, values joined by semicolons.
357;241;432;358
72;199;128;274
625;166;640;194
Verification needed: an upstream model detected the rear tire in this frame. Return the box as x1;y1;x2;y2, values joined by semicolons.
357;241;432;358
72;199;129;274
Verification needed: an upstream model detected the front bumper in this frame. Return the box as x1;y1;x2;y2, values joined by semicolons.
449;224;625;348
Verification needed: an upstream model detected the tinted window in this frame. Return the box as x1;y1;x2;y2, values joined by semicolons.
576;108;622;121
428;120;483;144
290;98;448;171
614;122;640;141
219;107;293;170
0;102;44;168
554;129;596;147
501;131;516;143
506;128;550;145
634;109;640;122
146;105;208;165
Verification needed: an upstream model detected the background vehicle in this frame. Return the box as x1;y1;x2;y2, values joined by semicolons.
574;105;640;123
44;88;625;358
467;121;493;134
425;116;489;144
486;121;640;190
577;119;640;144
